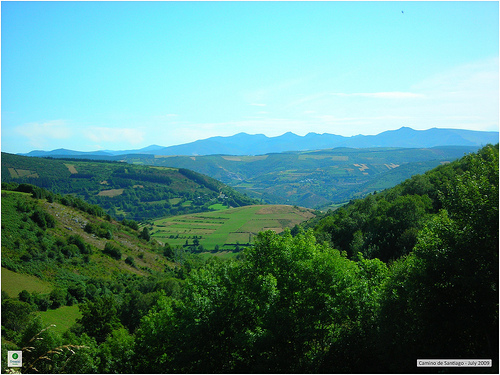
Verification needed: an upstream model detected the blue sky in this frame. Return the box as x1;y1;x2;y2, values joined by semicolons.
1;1;498;153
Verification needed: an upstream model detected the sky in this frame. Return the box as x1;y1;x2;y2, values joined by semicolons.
1;1;499;153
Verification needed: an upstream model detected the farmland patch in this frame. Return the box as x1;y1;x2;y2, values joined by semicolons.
98;189;124;197
64;164;78;174
151;205;316;252
39;305;82;335
7;168;39;178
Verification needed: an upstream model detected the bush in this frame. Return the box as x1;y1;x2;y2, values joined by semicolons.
125;256;136;268
103;242;122;260
31;208;55;230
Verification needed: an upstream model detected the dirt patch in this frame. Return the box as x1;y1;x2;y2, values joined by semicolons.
354;163;369;172
8;168;38;178
384;163;400;170
64;164;78;174
98;189;124;197
221;156;242;161
255;205;295;215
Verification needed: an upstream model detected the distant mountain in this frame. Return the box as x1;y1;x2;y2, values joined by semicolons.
20;127;498;157
24;148;114;157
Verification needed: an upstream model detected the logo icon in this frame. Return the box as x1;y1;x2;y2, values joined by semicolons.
8;351;22;367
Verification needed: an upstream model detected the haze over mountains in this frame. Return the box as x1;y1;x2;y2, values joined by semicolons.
22;127;499;157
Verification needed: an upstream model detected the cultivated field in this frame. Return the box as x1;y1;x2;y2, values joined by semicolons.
151;204;316;251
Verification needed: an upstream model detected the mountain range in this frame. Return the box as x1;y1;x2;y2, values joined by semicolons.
22;127;499;157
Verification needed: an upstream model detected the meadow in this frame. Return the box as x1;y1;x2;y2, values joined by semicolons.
1;267;53;297
39;305;82;335
150;204;316;251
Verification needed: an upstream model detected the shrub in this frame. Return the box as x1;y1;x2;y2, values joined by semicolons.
125;256;136;268
103;242;122;260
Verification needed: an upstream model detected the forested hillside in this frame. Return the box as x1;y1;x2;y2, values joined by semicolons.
1;145;498;373
1;153;258;221
119;146;480;208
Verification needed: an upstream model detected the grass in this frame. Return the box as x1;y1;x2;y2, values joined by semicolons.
151;205;315;250
39;305;82;335
1;267;53;297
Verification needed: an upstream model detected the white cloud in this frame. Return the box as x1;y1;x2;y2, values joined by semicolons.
330;92;425;99
84;127;145;145
409;57;499;131
15;120;72;149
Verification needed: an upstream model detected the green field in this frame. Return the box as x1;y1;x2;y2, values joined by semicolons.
1;267;53;297
151;205;316;250
39;305;82;335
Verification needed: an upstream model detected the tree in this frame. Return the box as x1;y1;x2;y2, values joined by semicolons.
136;229;388;373
140;227;151;241
1;298;35;341
377;145;499;372
97;328;135;373
77;294;122;344
49;288;67;309
163;242;174;259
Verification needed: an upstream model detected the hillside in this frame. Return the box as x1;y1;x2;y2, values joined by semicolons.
120;145;480;208
1;153;258;221
1;186;174;282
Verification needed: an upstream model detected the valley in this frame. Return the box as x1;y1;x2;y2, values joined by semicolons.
121;146;479;208
1;144;498;373
10;145;483;210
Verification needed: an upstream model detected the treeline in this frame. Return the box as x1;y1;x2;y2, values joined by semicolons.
1;145;498;373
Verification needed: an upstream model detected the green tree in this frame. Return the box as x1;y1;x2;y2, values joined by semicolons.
377;145;499;372
77;294;122;344
97;328;135;373
136;230;388;373
1;298;35;341
49;288;67;309
140;227;151;241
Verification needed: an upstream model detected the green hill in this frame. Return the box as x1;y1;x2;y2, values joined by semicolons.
1;187;175;285
1;153;258;221
0;183;188;352
118;146;479;208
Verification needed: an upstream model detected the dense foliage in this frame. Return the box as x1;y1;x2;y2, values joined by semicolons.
1;145;498;373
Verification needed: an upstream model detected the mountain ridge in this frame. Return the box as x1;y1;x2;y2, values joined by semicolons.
21;127;498;157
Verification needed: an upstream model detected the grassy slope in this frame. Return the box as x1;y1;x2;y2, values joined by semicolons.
151;204;316;250
1;267;53;297
1;189;173;285
1;188;179;335
38;305;82;335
